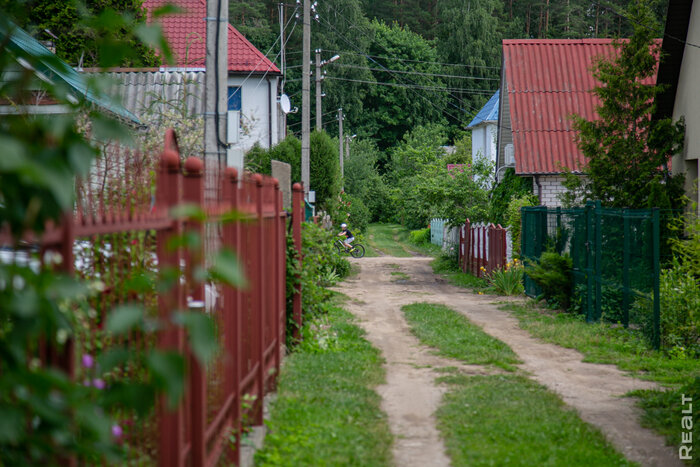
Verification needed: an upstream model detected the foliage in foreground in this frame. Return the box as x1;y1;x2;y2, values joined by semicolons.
437;373;633;467
402;303;520;371
255;300;392;466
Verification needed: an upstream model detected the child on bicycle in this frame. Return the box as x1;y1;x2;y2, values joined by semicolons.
338;223;355;251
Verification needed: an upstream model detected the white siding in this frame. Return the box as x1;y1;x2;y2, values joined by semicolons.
671;1;700;212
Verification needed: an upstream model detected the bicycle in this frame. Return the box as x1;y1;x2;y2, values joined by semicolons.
333;239;365;258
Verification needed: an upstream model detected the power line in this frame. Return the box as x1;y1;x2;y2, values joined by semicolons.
287;109;338;127
323;48;502;71
316;15;466;125
592;0;700;50
324;76;496;95
318;14;489;123
333;63;500;81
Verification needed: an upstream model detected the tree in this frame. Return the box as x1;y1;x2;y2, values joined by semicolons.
571;0;685;209
2;0;159;67
310;130;342;210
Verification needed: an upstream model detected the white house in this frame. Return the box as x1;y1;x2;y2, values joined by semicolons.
144;0;284;169
655;0;700;213
467;90;499;167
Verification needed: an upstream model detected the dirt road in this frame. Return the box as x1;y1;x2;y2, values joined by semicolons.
333;255;681;467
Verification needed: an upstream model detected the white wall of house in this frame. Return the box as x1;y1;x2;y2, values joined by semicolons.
670;1;700;213
471;122;498;165
535;175;567;207
226;75;281;170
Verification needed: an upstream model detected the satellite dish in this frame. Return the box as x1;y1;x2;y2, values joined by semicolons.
279;94;291;114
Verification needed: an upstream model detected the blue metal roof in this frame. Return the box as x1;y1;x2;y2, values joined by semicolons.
0;20;140;124
467;90;499;128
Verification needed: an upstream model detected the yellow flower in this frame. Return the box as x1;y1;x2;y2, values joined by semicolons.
478;291;483;295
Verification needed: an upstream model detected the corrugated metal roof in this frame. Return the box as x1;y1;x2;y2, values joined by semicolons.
503;39;659;174
0;21;141;124
467;90;499;128
144;0;280;75
99;70;205;118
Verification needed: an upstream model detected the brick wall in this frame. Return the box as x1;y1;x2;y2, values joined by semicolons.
536;175;568;207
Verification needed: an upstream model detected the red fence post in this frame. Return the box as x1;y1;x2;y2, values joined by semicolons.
481;225;487;278
273;179;283;384
222;167;241;465
291;183;303;341
254;174;265;425
157;141;185;467
182;156;206;467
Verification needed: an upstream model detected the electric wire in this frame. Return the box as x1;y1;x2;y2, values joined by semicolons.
315;15;466;125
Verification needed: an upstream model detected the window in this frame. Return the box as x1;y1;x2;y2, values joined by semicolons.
227;86;241;144
227;86;241;111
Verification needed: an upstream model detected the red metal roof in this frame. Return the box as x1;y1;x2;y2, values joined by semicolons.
144;0;280;74
503;39;658;174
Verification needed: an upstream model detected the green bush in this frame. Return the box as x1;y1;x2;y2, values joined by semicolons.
484;259;525;296
489;168;534;226
526;252;573;310
409;227;430;245
505;193;539;257
632;261;700;356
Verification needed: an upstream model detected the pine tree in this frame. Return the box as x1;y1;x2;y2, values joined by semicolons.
571;0;685;209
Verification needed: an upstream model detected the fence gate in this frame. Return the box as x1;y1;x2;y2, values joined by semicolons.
521;201;668;349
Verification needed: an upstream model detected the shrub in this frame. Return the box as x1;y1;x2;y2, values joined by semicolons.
489;168;534;226
526;252;573;310
482;259;524;296
505;193;539;256
632;261;700;356
409;227;430;245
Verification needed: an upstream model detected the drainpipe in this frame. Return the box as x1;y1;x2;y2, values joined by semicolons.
535;175;542;204
267;78;273;149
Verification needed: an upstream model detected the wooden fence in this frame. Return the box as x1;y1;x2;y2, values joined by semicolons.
459;219;507;278
1;129;302;466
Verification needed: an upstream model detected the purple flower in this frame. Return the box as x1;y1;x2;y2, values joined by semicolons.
112;424;123;438
92;378;106;390
82;354;94;369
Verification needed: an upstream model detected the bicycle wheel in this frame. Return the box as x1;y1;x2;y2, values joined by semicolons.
334;241;343;254
350;244;365;258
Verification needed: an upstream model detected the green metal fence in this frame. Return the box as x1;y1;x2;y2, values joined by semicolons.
521;201;679;349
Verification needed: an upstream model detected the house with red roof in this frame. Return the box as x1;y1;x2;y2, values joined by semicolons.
655;0;700;213
143;0;283;167
496;39;658;207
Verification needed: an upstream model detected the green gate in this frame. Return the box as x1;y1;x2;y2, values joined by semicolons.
521;201;676;349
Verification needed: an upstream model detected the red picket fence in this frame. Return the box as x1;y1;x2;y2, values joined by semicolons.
1;129;302;466
459;219;507;278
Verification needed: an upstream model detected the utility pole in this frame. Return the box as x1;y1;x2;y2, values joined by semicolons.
204;0;228;201
279;2;286;138
315;49;322;131
301;0;310;196
338;108;343;175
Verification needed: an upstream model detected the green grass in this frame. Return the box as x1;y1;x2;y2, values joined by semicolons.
365;223;443;257
389;271;410;281
430;255;489;291
501;300;700;464
402;302;520;371
628;378;700;467
437;374;634;467
365;223;414;257
501;301;700;387
255;300;392;466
